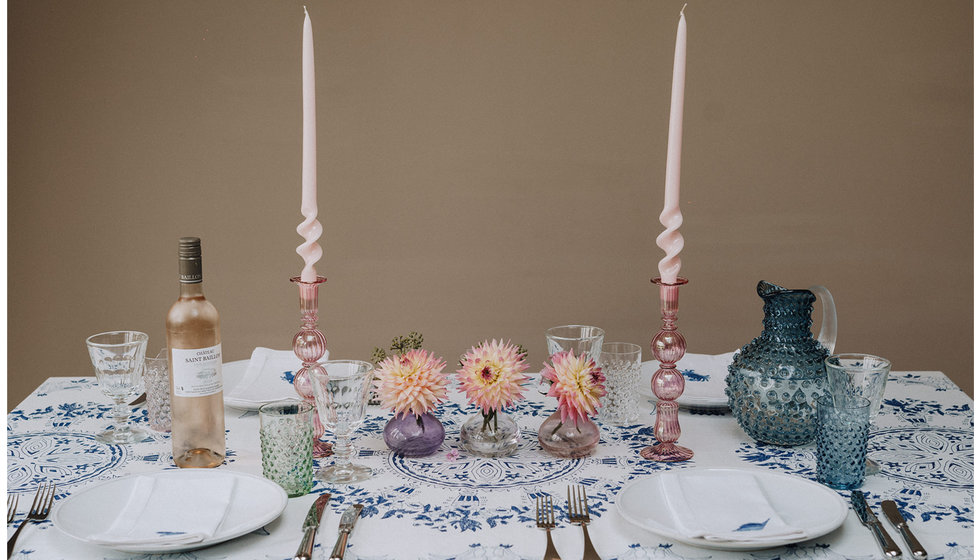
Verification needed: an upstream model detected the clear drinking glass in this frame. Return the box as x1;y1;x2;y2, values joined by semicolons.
543;325;605;393
85;331;149;444
259;400;314;497
310;360;374;484
825;354;891;475
144;349;171;432
598;342;642;425
545;325;605;361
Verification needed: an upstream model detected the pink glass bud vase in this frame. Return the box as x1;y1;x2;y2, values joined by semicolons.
383;412;445;457
537;411;600;458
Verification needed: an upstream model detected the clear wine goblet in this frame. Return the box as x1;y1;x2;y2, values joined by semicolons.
310;360;374;484
85;331;149;444
825;353;891;475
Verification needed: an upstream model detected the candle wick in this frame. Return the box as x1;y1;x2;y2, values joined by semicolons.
680;3;687;16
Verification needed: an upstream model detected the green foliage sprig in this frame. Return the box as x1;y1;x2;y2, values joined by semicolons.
371;331;424;365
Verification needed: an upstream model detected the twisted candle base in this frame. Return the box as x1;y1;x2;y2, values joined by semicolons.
639;277;693;462
290;275;332;458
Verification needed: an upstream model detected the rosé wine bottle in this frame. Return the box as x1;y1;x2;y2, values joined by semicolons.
166;237;225;468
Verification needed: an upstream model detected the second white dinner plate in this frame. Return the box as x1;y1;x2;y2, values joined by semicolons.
640;351;736;409
616;468;848;550
221;359;252;408
222;359;300;411
53;470;288;553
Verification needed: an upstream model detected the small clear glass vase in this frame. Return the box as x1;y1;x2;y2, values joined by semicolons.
459;411;520;457
537;411;599;458
383;412;445;457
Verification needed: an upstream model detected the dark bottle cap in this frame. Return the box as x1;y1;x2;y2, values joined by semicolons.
178;237;203;283
178;237;201;258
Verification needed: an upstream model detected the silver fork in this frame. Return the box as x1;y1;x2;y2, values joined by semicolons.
567;485;601;560
6;495;17;525
7;482;55;557
535;495;562;560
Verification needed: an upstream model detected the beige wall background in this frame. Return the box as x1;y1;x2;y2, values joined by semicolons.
8;0;973;410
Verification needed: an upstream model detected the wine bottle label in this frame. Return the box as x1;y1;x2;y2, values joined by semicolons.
171;344;223;397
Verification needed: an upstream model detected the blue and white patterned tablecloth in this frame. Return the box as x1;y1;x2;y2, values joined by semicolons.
6;371;974;559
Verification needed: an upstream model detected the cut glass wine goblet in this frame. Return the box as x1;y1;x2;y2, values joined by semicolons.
310;360;374;484
85;331;149;444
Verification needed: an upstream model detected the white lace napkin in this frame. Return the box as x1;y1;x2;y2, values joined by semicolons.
88;474;236;546
659;471;806;543
225;348;318;408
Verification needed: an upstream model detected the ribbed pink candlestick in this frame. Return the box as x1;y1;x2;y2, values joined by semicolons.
291;275;332;458
640;277;693;462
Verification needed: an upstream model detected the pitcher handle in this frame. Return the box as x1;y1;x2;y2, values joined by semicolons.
809;285;837;354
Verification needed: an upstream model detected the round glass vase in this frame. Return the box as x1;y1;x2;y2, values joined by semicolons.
383;412;445;457
537;411;599;458
459;411;520;458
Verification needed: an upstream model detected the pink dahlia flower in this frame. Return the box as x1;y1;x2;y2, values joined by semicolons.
374;348;448;418
541;349;606;427
456;339;530;415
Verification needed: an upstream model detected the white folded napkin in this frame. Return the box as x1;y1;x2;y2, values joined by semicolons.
659;471;806;543
88;474;236;546
225;348;319;407
673;351;737;401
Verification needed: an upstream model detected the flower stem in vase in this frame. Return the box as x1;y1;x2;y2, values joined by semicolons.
290;275;332;458
640;277;693;462
537;411;599;458
460;410;521;458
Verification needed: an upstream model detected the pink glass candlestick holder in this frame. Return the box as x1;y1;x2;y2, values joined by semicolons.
640;277;693;462
290;275;332;458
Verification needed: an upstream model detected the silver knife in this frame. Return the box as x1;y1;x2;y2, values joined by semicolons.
294;493;331;560
882;500;927;559
329;504;363;560
851;491;902;558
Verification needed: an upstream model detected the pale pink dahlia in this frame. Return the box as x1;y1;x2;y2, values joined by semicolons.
374;349;449;418
456;339;530;415
541;349;606;427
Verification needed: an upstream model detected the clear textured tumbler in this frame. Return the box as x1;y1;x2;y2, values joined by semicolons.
825;353;891;475
259;400;314;497
597;342;642;425
816;394;871;490
144;349;171;432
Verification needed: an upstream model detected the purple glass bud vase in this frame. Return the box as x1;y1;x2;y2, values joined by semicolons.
383;412;445;457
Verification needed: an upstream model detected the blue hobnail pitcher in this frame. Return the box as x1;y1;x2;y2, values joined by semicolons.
726;281;837;446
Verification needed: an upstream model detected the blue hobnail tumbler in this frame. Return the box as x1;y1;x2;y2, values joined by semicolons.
815;394;871;490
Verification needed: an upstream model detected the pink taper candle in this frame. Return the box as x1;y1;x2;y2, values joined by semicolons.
656;4;687;285
297;6;323;283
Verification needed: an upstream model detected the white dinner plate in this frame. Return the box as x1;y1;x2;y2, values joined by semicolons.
222;359;294;411
222;359;249;400
616;468;848;550
222;359;259;410
53;470;287;553
640;351;736;409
